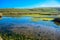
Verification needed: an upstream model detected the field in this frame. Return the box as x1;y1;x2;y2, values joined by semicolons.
0;8;60;40
0;8;60;21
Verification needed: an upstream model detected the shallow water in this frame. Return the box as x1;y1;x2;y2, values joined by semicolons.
0;16;59;28
0;16;60;40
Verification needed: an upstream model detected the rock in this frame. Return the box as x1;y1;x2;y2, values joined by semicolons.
53;18;60;22
53;18;60;25
0;13;2;18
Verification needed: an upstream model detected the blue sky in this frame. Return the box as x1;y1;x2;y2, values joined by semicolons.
0;0;60;8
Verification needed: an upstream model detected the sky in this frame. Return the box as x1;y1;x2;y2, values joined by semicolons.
0;0;60;8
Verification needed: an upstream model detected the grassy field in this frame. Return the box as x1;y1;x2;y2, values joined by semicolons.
0;8;60;21
0;8;60;40
0;13;57;21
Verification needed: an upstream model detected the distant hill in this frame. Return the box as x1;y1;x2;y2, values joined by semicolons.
0;7;60;12
0;7;60;16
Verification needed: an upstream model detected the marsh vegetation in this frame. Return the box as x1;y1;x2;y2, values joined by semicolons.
0;8;60;40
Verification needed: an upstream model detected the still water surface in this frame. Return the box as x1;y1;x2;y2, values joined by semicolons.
0;16;60;28
0;16;60;40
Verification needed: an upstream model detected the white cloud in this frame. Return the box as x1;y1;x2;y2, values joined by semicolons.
31;0;60;8
15;0;60;8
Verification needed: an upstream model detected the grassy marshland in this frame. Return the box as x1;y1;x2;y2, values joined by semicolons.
0;8;60;40
0;8;60;21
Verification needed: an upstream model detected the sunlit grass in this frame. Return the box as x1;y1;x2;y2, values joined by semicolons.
32;17;54;22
